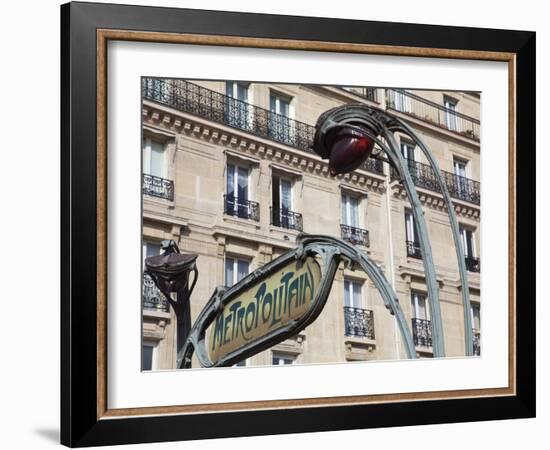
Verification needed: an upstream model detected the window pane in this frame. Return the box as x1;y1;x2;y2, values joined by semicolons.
237;260;249;282
418;295;427;320
350;197;359;227
142;345;153;371
341;195;348;224
236;83;248;101
150;141;165;177
344;280;351;307
237;167;248;200
226;164;235;196
225;257;234;286
146;243;161;258
353;282;362;308
281;179;291;209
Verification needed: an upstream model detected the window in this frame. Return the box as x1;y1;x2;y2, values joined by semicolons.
142;137;166;178
341;194;359;228
453;157;468;178
411;291;432;348
143;241;162;267
142;342;156;371
142;242;169;311
269;91;293;144
411;291;429;320
226;163;249;218
344;279;363;309
400;141;416;161
272;175;297;229
470;302;481;332
405;211;421;258
225;257;250;287
393;90;411;113
444;97;458;131
225;81;250;128
400;142;417;177
272;353;295;365
459;226;476;259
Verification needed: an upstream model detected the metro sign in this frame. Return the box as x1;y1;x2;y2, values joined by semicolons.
208;256;322;364
178;235;417;368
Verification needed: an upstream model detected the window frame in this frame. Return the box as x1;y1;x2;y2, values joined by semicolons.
344;279;364;309
224;256;250;287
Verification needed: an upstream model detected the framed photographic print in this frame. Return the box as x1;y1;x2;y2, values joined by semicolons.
61;1;535;447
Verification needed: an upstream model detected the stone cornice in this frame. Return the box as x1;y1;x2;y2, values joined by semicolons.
143;101;387;194
390;181;480;220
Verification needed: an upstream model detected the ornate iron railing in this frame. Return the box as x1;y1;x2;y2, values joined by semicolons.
340;224;370;247
390;160;480;205
443;171;481;205
270;207;303;231
341;86;378;102
344;306;375;339
473;329;481;356
386;89;480;141
142;273;170;312
406;240;422;259
142;173;174;201
465;256;481;273
223;195;260;221
142;78;385;175
412;318;432;347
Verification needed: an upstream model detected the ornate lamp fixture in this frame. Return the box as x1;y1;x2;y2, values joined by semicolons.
313;103;474;357
145;240;198;359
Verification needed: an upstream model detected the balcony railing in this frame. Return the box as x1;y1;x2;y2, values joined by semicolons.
340;224;370;247
142;78;385;175
473;329;481;356
223;195;260;221
341;86;378;103
386;89;480;141
344;306;375;339
465;256;481;273
412;318;432;347
271;207;303;231
142;273;170;313
390;160;480;205
406;240;422;259
142;173;174;201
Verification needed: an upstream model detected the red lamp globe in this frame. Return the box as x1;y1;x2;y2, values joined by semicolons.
325;126;375;176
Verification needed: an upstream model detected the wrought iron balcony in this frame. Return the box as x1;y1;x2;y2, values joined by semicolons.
406;240;422;259
142;78;385;175
340;224;370;247
386;89;480;141
412;318;432;347
465;255;481;273
270;207;303;231
223;195;260;221
142;173;174;201
390;160;480;205
341;86;378;102
344;306;375;339
142;273;170;313
472;329;481;356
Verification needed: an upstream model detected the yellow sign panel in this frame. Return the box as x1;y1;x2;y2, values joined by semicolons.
208;256;322;363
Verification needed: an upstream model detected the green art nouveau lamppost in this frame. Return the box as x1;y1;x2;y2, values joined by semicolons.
313;104;474;357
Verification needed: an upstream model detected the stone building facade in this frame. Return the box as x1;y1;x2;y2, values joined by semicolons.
141;78;481;370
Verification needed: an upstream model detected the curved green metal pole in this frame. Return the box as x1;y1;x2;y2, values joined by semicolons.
380;131;446;357
389;121;473;356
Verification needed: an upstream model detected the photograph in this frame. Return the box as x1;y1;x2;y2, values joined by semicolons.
141;77;482;370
